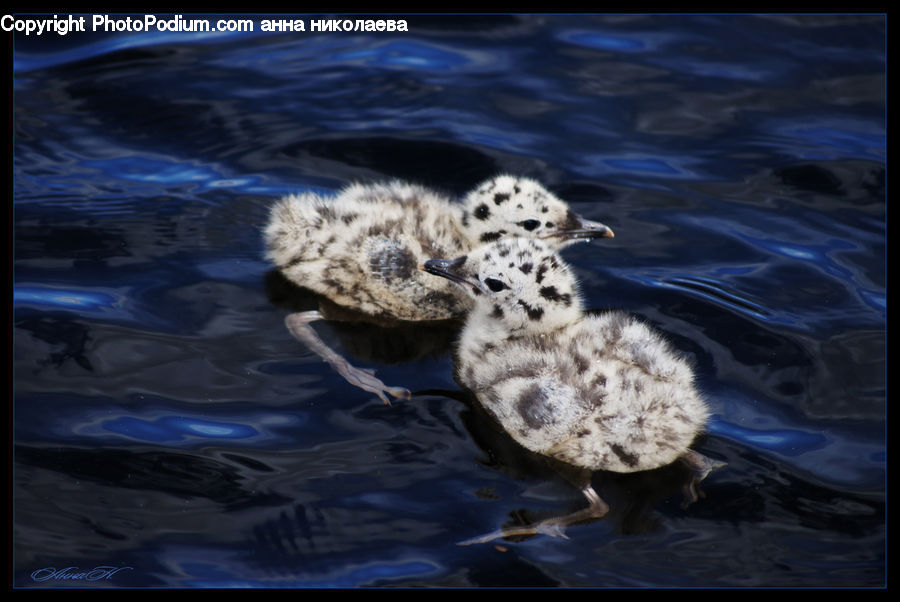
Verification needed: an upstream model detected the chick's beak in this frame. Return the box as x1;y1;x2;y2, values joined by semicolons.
548;211;614;241
419;256;470;286
572;216;614;239
563;215;614;240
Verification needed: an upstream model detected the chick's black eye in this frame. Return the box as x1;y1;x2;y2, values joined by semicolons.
484;278;508;292
519;219;541;231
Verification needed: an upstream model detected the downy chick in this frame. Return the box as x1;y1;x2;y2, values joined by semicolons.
422;237;721;543
265;175;613;402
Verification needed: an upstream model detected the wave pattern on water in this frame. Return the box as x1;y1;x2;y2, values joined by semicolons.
13;14;884;588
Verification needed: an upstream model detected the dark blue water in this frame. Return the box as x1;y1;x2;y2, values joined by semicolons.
12;14;884;588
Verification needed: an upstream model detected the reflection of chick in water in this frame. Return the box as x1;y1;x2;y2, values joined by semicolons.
264;175;613;402
265;270;460;376
422;237;722;544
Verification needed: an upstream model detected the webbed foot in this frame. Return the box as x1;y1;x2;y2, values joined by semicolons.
678;450;726;508
285;311;411;404
457;486;609;546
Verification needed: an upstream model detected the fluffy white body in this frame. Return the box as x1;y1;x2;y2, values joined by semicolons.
265;175;613;322
460;310;706;473
423;237;718;542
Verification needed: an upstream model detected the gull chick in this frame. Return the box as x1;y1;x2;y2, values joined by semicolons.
422;237;720;543
265;175;613;402
265;175;613;320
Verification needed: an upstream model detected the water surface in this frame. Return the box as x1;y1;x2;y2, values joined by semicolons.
13;13;885;588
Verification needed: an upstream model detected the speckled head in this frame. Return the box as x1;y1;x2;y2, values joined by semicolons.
459;175;614;250
423;237;583;333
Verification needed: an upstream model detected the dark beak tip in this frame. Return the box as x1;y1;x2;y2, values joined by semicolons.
559;225;615;241
580;220;614;239
421;258;452;277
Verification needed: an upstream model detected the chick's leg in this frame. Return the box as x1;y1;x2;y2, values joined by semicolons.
678;449;726;507
285;311;411;405
457;485;609;546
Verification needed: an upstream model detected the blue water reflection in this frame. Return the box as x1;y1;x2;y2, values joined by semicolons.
708;419;828;456
102;416;260;443
558;30;654;52
15;287;120;312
